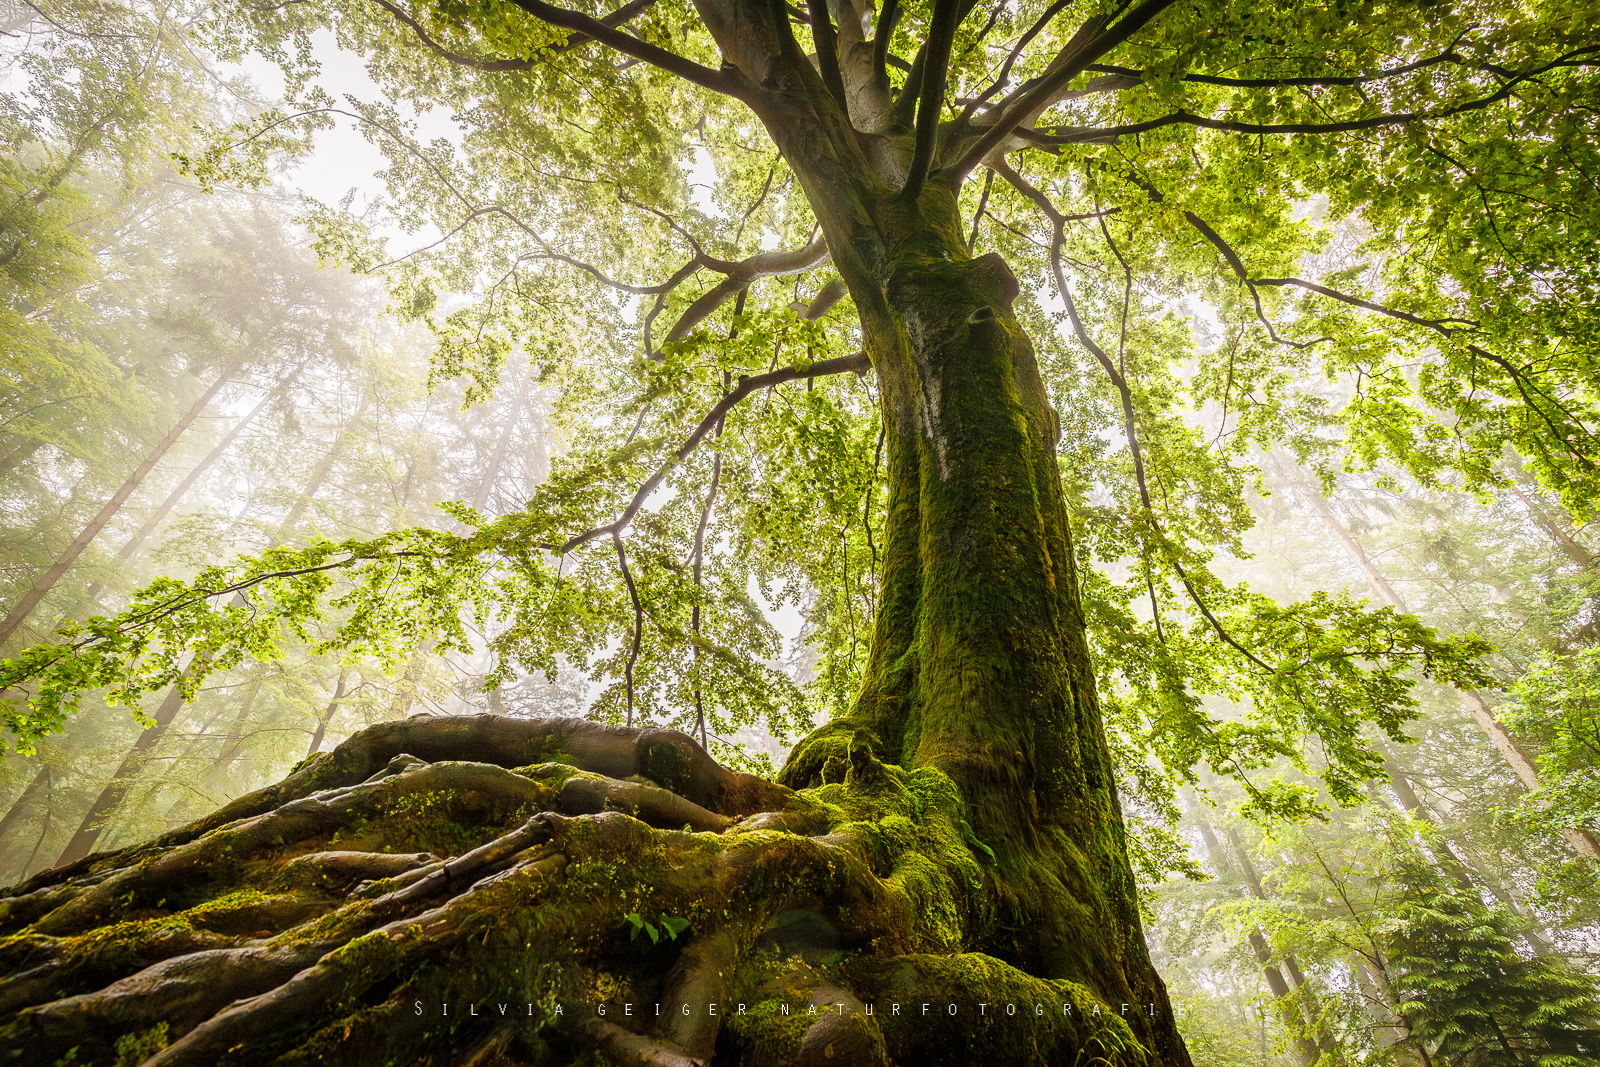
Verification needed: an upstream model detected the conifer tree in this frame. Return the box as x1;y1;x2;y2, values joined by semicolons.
1389;861;1600;1067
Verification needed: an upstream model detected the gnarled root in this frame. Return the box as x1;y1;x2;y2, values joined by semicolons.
0;715;1161;1065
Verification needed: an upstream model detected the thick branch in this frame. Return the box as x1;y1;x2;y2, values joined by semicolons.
368;0;658;71
870;0;900;88
901;0;962;197
802;0;850;116
1037;49;1600;145
1082;47;1474;88
507;0;740;95
955;0;1179;176
959;0;1072;122
659;236;830;346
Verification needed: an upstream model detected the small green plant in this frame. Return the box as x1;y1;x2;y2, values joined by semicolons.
112;1023;169;1067
624;912;690;944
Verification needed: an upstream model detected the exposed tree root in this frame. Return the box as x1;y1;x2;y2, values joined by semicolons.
0;715;1162;1065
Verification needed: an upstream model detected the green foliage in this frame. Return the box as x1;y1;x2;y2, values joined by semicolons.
624;910;689;944
111;1023;168;1067
1502;649;1600;842
1390;860;1600;1065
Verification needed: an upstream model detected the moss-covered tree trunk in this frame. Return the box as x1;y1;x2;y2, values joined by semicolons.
0;224;1189;1066
779;182;1185;1062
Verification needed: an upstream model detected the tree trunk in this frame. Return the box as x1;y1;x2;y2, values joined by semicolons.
53;679;195;866
1373;744;1557;953
0;366;238;650
41;391;372;867
305;669;351;760
197;674;269;779
278;393;372;538
0;223;1190;1063
472;376;527;512
1188;815;1327;1067
0;761;51;869
776;196;1189;1060
1280;455;1600;861
104;384;277;573
1501;469;1596;568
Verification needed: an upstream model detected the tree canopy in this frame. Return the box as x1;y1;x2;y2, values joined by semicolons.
14;0;1593;820
2;0;1600;1062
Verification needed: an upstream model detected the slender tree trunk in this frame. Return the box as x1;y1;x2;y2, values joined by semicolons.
54;679;195;866
200;675;268;778
47;394;371;867
0;762;50;868
388;643;435;719
1280;455;1600;861
304;669;351;759
277;393;372;538
157;676;269;828
458;379;529;706
1502;473;1595;568
1353;958;1430;1065
1221;828;1346;1063
1184;802;1343;1065
0;365;239;650
1375;746;1558;954
471;378;527;513
96;385;278;579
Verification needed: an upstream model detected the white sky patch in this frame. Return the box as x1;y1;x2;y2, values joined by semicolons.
688;144;719;216
238;31;457;244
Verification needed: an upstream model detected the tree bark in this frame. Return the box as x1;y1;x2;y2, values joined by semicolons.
0;365;239;650
768;173;1189;1060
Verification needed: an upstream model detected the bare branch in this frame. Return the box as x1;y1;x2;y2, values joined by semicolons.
955;0;1179;177
1036;48;1600;145
1082;46;1473;88
660;236;830;348
995;160;1272;672
613;532;643;727
367;0;658;71
958;0;1073;123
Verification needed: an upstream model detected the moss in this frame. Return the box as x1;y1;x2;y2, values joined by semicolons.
720;953;835;1066
56;916;193;972
111;1022;168;1067
843;952;1147;1067
182;888;322;936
